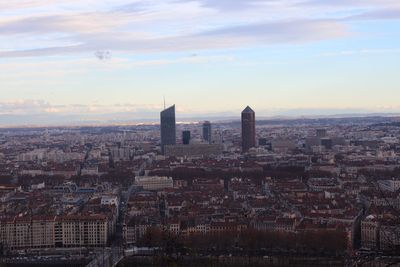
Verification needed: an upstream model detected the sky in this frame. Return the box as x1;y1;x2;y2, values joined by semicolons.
1;0;400;125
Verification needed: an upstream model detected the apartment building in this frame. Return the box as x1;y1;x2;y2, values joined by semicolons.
0;214;114;250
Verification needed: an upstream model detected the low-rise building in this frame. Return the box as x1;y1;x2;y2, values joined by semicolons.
135;176;173;191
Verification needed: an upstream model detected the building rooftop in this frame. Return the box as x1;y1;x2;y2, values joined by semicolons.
242;106;255;114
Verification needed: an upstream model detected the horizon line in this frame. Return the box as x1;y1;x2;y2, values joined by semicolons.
0;112;399;129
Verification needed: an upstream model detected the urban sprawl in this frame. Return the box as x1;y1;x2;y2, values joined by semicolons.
0;106;399;266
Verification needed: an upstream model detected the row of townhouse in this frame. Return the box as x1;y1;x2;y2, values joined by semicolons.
0;214;116;251
123;217;249;245
250;217;297;232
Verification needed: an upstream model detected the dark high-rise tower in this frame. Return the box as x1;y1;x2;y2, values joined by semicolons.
203;121;212;144
241;106;256;153
182;130;191;145
160;105;176;154
316;129;327;138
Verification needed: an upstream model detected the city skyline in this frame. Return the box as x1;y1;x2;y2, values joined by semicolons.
1;0;400;126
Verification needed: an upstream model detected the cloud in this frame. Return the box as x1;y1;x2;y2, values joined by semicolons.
197;19;347;42
175;0;271;11
0;99;163;116
297;0;400;8
0;100;53;115
114;1;155;13
0;0;398;59
0;13;122;35
344;8;400;20
0;1;69;10
319;48;400;57
0;18;348;58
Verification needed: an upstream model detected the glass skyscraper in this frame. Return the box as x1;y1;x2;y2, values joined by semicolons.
160;105;176;154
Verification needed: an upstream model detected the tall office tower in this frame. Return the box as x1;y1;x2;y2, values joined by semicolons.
160;105;176;154
182;130;191;145
203;121;212;144
241;106;256;153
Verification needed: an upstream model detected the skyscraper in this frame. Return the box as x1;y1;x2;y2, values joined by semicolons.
203;121;212;144
160;105;176;154
241;106;256;153
182;130;191;145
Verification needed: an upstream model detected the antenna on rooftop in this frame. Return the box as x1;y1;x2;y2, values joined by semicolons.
163;96;166;110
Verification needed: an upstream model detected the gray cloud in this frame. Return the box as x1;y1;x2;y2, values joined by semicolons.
344;8;400;20
94;50;112;60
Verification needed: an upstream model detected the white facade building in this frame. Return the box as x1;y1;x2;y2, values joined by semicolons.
135;176;173;191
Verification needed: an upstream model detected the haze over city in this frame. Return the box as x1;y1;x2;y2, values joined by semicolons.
1;0;400;125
